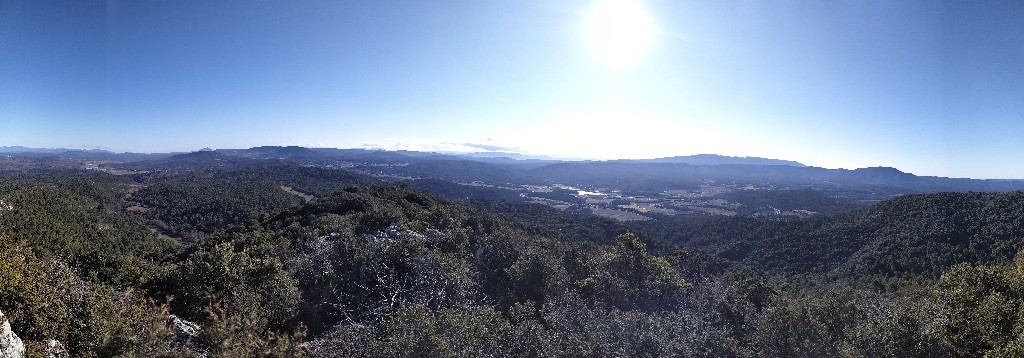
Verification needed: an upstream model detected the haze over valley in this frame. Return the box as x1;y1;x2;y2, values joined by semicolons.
9;145;1024;223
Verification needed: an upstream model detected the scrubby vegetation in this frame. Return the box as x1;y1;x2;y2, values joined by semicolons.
4;167;1024;357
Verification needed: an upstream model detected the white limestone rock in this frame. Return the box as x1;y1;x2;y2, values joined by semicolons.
0;310;25;358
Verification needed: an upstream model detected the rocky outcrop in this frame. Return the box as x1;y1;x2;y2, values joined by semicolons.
0;199;12;217
43;340;68;358
0;310;25;358
167;315;201;345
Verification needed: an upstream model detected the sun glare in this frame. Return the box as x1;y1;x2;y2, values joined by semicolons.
584;0;655;68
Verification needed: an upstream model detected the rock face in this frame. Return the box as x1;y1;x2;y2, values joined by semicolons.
43;340;68;358
0;310;26;358
167;315;201;345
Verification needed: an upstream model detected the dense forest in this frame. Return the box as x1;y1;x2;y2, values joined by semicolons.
3;163;1024;357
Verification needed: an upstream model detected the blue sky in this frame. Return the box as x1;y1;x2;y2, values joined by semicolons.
1;1;1022;178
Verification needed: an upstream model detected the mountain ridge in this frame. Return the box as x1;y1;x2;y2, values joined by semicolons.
625;154;806;167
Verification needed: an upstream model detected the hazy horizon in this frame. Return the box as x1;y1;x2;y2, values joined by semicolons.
3;1;1023;178
10;143;1024;181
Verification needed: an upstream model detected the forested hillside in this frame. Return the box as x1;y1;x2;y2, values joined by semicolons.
633;191;1024;281
3;166;1024;356
125;166;366;235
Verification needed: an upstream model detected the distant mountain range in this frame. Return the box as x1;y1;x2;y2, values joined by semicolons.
123;146;1024;196
6;145;1024;188
0;147;797;167
453;151;559;162
624;154;806;167
0;146;114;154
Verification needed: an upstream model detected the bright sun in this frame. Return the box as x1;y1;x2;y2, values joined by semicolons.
584;0;655;68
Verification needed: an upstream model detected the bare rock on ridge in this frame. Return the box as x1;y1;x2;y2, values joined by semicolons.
0;310;25;358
